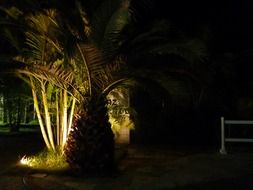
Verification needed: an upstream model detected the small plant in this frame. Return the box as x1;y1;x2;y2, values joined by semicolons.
107;88;135;138
20;149;69;171
108;112;134;138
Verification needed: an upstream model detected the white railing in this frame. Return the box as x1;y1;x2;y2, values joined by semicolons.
220;116;253;154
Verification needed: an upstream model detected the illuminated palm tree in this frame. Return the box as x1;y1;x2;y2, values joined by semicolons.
1;0;209;173
60;0;132;173
0;8;79;151
0;0;132;173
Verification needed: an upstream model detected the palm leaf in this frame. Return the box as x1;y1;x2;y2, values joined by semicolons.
0;6;23;20
119;18;208;65
99;0;130;58
74;43;107;96
23;10;63;63
89;0;122;45
15;63;83;99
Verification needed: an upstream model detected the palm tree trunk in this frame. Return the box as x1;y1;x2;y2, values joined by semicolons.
30;77;51;150
67;97;76;136
41;81;55;151
59;90;63;147
56;91;60;146
62;89;68;146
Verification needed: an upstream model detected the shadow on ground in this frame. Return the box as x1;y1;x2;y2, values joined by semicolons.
1;133;253;190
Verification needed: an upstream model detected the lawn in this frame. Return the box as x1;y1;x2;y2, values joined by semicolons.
0;124;40;134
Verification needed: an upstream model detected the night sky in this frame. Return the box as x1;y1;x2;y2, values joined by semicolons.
153;0;253;52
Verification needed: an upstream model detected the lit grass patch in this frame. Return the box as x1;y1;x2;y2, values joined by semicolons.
20;149;69;171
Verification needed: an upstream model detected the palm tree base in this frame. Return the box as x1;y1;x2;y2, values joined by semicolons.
64;108;115;175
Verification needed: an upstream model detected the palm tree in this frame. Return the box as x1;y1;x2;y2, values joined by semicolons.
60;0;132;174
1;0;210;172
1;0;133;173
0;8;79;151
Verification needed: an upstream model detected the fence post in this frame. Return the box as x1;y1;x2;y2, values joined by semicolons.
220;116;227;154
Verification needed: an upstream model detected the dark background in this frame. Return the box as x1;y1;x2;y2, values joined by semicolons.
1;0;253;145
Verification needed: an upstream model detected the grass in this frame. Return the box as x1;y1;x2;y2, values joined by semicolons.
0;124;70;173
19;149;70;172
0;125;40;135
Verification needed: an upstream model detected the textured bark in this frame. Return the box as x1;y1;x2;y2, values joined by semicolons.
64;101;115;175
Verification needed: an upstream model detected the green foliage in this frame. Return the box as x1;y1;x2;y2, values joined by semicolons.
107;87;135;137
109;115;134;137
21;149;69;171
1;0;138;173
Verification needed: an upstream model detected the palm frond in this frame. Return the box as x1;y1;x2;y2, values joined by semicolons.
102;77;138;96
22;10;64;65
0;7;27;53
100;0;131;58
16;63;83;100
149;38;208;63
119;18;208;65
0;6;23;20
89;0;123;45
75;1;91;36
74;43;108;95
